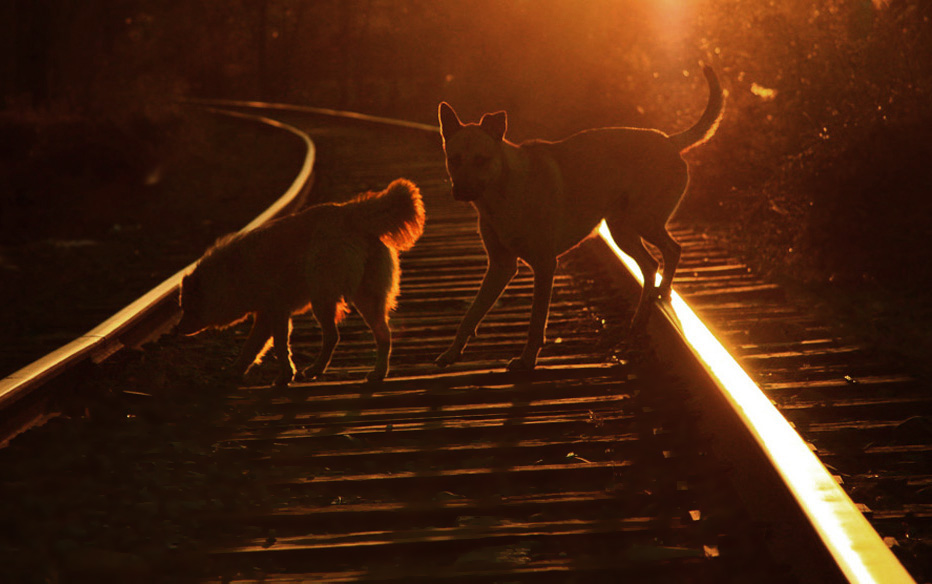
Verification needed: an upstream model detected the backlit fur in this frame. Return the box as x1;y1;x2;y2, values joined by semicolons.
178;178;425;385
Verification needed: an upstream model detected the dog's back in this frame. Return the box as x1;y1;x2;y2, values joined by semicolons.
182;179;425;329
301;178;426;317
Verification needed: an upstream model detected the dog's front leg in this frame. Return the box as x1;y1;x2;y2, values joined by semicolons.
270;314;295;387
436;254;517;367
508;257;556;372
231;313;272;377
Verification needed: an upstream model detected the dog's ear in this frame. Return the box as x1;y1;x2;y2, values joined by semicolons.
438;102;462;140
479;111;507;141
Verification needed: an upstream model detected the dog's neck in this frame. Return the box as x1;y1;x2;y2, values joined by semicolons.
495;142;528;196
493;145;513;195
473;142;526;218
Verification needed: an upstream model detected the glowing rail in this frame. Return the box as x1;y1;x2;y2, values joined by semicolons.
597;221;914;584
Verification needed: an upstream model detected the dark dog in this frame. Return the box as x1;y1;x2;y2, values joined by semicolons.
177;179;425;385
436;66;724;371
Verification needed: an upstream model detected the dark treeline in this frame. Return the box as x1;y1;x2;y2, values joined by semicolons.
2;0;932;286
5;1;929;129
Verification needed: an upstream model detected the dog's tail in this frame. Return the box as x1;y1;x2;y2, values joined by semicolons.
669;65;725;153
345;178;426;251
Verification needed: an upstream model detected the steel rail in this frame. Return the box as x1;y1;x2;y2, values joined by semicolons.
186;99;914;583
595;226;915;584
0;108;316;446
183;97;442;134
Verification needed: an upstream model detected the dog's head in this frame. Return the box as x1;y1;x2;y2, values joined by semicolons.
438;102;506;202
177;266;242;336
176;270;210;336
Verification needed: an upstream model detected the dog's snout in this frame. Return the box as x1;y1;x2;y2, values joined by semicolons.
452;187;478;202
176;312;202;336
451;183;481;202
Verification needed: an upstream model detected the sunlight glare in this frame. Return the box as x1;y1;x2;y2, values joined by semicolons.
751;82;777;100
597;220;915;584
651;0;693;45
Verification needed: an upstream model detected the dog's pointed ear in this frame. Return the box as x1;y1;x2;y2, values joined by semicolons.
438;102;462;140
479;111;507;141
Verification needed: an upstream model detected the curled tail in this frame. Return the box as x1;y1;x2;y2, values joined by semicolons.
346;178;426;251
669;66;725;153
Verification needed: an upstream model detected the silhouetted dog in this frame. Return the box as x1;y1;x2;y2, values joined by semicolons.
436;66;723;371
177;179;425;385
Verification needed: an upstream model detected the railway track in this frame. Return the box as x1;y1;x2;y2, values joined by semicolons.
0;107;926;583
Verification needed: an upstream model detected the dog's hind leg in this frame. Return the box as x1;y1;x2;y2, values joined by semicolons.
508;257;556;372
606;218;659;331
645;225;682;301
270;313;296;387
302;301;340;380
355;295;392;383
232;313;273;376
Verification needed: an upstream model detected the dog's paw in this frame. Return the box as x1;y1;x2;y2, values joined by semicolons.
272;369;295;388
365;370;386;384
506;356;536;372
435;348;461;368
298;365;324;381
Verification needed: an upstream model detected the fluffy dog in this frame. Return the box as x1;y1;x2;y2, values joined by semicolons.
436;66;724;371
177;178;425;385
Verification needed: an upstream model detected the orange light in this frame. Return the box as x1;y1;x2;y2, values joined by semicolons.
597;220;915;584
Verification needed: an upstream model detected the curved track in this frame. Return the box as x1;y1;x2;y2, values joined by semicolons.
0;106;926;583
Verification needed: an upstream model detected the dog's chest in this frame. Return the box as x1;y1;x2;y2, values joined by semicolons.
477;197;555;260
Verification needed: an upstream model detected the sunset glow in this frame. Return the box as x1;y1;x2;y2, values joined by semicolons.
651;0;693;40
